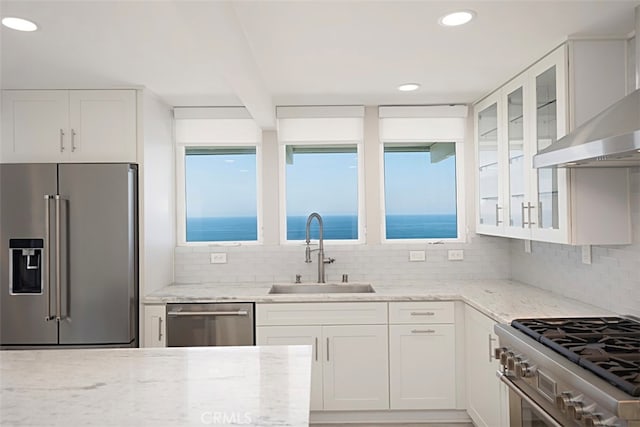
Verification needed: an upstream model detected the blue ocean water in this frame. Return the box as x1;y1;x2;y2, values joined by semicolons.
187;217;258;242
187;214;457;242
385;214;457;239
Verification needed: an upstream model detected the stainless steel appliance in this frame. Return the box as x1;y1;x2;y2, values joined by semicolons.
0;163;138;348
495;317;640;427
166;303;254;347
533;6;640;168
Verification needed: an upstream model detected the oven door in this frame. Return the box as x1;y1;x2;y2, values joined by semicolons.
498;372;565;427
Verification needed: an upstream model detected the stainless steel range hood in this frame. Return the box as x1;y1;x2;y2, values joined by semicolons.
533;6;640;168
533;89;640;168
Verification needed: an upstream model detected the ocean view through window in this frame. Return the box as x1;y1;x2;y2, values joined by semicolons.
285;145;359;240
185;147;258;242
383;143;458;239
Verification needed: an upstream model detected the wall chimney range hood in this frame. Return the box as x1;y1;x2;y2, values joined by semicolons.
533;6;640;168
533;89;640;168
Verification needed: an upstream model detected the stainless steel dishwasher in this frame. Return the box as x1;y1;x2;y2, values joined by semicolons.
166;303;254;347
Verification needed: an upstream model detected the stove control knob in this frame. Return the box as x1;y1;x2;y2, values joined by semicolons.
584;414;619;427
515;361;535;378
554;392;582;412
568;402;596;421
500;350;515;366
507;356;522;371
494;347;507;360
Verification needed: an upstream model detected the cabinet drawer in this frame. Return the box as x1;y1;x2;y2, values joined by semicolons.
389;301;454;324
256;302;388;326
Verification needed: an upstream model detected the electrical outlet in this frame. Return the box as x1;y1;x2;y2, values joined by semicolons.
409;250;425;262
447;249;464;261
581;245;592;265
210;253;227;264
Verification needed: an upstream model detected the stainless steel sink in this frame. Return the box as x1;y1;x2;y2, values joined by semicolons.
268;284;375;294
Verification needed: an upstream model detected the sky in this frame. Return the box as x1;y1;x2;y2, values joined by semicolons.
185;153;257;218
384;149;457;215
185;147;457;218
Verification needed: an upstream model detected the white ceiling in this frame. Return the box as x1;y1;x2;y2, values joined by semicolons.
1;0;639;128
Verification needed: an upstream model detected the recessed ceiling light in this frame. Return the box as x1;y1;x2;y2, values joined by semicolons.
398;83;421;92
438;10;476;27
2;17;38;32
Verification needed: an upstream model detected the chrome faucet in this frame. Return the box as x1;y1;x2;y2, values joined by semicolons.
304;212;335;283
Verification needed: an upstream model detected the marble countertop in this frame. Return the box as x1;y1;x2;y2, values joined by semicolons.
144;279;611;323
1;346;312;426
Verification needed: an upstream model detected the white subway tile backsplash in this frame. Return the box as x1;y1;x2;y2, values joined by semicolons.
174;235;512;284
510;233;640;317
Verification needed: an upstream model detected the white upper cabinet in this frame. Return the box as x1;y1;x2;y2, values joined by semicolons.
474;41;632;245
68;90;137;162
2;89;137;163
475;92;504;236
1;91;70;162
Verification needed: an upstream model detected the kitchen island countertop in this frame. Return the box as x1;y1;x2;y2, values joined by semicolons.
0;345;311;426
144;279;611;323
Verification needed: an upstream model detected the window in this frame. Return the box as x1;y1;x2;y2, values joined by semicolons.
174;107;262;245
183;146;259;243
276;105;365;243
378;105;467;242
382;142;459;240
283;144;360;241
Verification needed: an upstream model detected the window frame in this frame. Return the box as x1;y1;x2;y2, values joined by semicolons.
379;140;466;244
278;140;366;245
175;141;264;246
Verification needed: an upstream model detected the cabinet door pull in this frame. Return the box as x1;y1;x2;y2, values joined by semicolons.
315;337;318;361
71;129;77;152
411;329;435;334
521;202;527;228
495;204;503;226
59;129;65;152
158;317;163;341
488;334;497;362
527;202;536;228
326;337;330;362
410;311;435;316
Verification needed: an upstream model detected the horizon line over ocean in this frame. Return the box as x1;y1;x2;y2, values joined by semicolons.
186;214;457;242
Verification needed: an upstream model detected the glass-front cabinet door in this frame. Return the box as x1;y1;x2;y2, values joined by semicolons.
475;94;504;235
529;46;568;243
503;76;530;239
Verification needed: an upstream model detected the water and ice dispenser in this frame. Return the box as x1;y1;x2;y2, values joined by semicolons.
9;239;44;294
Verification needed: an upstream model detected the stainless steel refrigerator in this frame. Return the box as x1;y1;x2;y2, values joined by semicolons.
0;163;138;348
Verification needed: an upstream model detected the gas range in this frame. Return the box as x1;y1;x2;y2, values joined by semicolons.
495;316;640;427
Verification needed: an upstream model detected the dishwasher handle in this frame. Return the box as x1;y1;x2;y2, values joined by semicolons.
167;310;249;317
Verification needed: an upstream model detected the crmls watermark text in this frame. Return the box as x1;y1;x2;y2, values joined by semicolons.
200;411;252;425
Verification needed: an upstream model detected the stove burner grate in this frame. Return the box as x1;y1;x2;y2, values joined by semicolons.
512;316;640;397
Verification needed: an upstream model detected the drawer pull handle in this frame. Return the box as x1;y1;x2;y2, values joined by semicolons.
410;311;435;316
411;329;436;334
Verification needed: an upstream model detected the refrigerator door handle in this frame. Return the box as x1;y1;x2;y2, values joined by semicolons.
44;195;54;322
54;195;63;322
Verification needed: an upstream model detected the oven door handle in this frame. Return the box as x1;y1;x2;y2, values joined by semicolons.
497;371;564;427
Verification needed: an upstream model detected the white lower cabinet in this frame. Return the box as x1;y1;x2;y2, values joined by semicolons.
256;325;324;410
388;302;456;410
464;305;505;427
143;304;166;347
256;302;389;411
322;324;389;410
389;324;456;409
